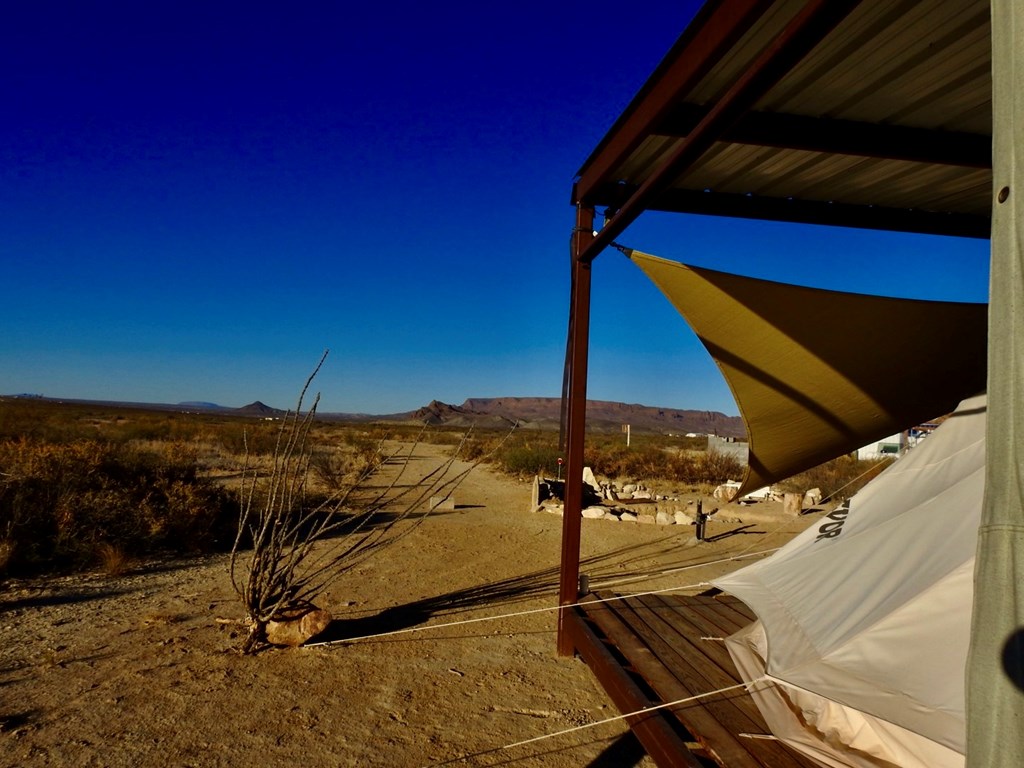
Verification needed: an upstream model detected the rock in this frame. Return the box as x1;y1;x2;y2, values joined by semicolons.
655;511;674;525
783;492;803;517
619;511;638;523
804;487;823;506
265;606;332;647
582;467;601;493
621;484;637;495
429;495;456;511
582;506;607;519
713;483;740;502
631;490;653;500
674;511;694;526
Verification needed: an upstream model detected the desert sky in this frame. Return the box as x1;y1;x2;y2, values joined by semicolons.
0;1;990;414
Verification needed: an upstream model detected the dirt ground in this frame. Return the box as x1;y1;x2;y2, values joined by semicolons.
0;445;819;768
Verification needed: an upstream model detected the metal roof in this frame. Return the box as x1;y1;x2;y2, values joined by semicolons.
573;0;992;260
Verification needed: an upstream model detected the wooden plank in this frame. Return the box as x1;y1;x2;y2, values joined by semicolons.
620;599;808;767
653;603;747;671
651;594;751;642
563;608;704;768
700;594;757;629
622;597;820;768
582;593;821;768
581;599;767;768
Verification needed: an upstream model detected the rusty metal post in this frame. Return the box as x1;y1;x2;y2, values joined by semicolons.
695;500;706;542
558;205;595;657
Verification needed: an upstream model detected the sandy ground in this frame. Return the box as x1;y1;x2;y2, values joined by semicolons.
0;445;818;768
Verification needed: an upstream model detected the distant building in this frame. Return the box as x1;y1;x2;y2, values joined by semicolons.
856;423;938;460
708;434;749;465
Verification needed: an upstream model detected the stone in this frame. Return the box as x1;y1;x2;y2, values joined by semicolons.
619;511;638;523
429;495;456;511
804;487;823;506
582;466;601;493
631;490;653;500
713;483;740;502
783;492;803;517
674;511;694;526
621;483;637;495
582;506;607;519
655;511;674;525
266;606;332;647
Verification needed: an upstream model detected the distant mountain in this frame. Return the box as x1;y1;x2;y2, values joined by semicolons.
360;397;744;437
409;400;518;430
234;401;286;417
4;393;743;436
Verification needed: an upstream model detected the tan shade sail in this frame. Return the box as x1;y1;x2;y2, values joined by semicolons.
626;249;987;497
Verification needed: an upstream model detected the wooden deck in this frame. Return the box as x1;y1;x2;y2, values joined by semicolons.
563;590;821;768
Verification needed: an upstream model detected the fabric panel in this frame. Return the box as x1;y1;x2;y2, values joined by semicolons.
966;1;1024;764
626;250;986;497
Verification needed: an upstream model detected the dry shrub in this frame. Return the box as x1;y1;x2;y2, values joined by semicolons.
0;437;235;574
216;421;281;456
95;542;133;577
498;442;562;478
776;454;893;502
230;353;503;654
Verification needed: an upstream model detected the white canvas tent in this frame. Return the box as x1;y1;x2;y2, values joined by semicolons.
713;395;987;767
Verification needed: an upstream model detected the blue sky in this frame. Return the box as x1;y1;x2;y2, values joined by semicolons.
1;2;990;415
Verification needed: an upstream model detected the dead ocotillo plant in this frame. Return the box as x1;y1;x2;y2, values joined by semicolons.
229;353;498;654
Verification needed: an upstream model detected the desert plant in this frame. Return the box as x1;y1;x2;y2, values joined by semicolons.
777;454;892;502
0;437;235;573
95;541;133;576
229;353;494;654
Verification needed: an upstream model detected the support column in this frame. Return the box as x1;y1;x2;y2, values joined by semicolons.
557;205;595;657
965;1;1024;763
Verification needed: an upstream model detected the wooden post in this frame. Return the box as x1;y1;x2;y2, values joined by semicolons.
558;205;595;657
783;492;803;517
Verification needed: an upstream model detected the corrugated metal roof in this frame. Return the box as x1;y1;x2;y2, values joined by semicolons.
574;0;992;245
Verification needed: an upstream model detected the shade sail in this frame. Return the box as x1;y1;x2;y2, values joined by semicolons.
625;249;987;496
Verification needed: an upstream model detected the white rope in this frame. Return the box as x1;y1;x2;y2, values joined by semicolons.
588;547;778;590
305;601;563;647
308;549;783;647
308;583;707;647
426;676;772;766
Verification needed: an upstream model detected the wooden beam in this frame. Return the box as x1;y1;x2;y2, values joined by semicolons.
639;187;992;239
562;608;705;768
577;0;866;264
574;0;774;205
658;104;992;168
558;206;594;656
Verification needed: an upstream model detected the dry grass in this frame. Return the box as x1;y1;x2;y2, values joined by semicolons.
95;542;134;577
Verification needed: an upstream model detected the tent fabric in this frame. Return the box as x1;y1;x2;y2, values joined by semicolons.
624;249;987;498
966;1;1024;764
714;395;987;767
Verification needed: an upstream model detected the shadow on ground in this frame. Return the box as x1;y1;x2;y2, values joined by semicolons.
315;536;707;645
